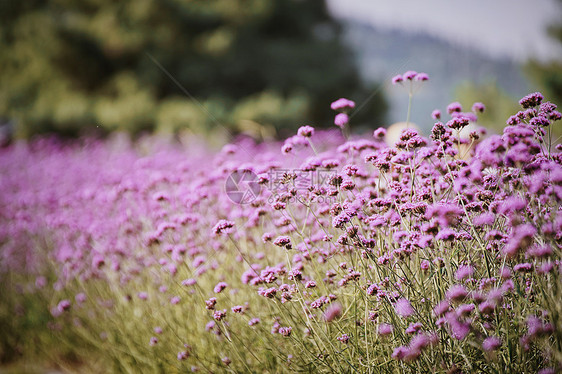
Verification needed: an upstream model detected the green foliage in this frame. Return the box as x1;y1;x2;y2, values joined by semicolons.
0;0;387;139
524;0;562;143
455;81;520;134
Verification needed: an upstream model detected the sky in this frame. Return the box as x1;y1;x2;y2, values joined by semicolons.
326;0;562;62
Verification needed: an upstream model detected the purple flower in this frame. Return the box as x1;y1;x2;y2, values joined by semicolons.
279;326;292;337
213;309;227;321
258;287;277;298
170;296;181;305
514;263;533;272
248;318;260;326
414;72;429;81
395;298;415;318
391;346;409;360
446;312;471;340
391;75;404;85
373;127;386;139
149;337;158;346
431;109;441;119
405;322;422;334
436;228;456;241
519;92;544;108
212;220;235;235
205;297;217;310
478;301;495;315
138;292;148;300
403;70;417;80
297;125;315;138
324;303;343;322
334;113;349;128
75;293;86;304
177;351;190;361
409;333;433;356
446;116;470;130
331;98;355;111
273;236;292;249
433;301;450;317
446;285;468;302
337;333;350;344
281;143;293;154
57;300;71;313
377;323;394;336
447;102;462;114
482;336;501;351
455;265;475;281
457;303;475;316
502;224;536;257
182;278;197;287
472;102;485;113
214;282;228;293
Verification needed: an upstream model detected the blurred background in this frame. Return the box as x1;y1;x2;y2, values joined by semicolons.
0;0;561;143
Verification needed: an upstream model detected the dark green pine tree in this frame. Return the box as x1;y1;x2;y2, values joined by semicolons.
0;0;387;139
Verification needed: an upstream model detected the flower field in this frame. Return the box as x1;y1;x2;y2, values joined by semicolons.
1;76;561;373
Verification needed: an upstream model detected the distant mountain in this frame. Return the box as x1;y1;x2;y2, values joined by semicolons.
341;21;531;132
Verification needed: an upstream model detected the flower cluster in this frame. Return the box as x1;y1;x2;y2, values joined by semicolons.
1;88;561;373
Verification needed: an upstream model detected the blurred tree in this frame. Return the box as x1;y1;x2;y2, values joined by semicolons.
524;0;562;142
0;0;387;139
455;81;520;135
